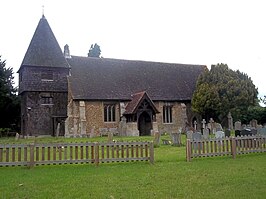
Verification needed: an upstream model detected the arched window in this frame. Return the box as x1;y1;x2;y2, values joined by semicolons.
104;104;116;122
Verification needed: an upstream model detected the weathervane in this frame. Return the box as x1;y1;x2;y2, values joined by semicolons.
42;5;45;16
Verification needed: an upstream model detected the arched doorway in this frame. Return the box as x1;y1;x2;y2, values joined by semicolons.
138;111;152;136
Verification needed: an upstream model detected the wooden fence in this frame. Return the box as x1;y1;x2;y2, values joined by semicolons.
186;136;266;161
0;142;154;167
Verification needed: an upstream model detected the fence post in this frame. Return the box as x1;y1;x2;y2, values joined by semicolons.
94;142;99;166
186;139;192;162
28;143;35;168
149;142;154;164
231;137;236;159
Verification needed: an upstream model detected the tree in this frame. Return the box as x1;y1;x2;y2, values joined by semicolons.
88;43;101;58
0;56;20;131
192;63;258;123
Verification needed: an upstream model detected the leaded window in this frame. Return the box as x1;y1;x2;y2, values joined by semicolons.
163;105;172;123
104;104;116;122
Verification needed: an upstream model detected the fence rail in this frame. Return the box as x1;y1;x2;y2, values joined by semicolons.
186;136;266;161
0;142;154;167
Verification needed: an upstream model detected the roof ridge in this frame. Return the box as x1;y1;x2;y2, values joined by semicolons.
70;55;206;67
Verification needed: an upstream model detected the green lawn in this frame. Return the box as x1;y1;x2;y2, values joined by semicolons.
0;136;266;199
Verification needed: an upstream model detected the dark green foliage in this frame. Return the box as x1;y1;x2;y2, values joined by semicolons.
192;63;258;122
0;56;20;131
88;43;101;58
239;106;266;125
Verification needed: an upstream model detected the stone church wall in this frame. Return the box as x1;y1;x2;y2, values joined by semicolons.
65;100;191;137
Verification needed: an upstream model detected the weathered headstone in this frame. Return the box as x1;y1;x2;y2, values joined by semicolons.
90;127;95;138
99;128;108;136
15;133;20;141
234;121;241;137
186;130;193;139
215;131;225;139
250;119;258;129
192;132;202;141
109;128;119;136
209;118;215;134
153;131;161;146
257;128;266;136
107;130;113;143
201;119;206;130
194;120;198;131
257;124;263;130
215;123;223;132
192;132;202;150
171;132;181;146
225;129;231;137
203;128;209;140
56;123;60;137
227;112;233;130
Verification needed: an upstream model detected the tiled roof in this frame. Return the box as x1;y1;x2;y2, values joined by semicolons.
19;15;69;70
67;56;206;101
124;91;160;114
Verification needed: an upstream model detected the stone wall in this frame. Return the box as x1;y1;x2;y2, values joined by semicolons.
66;100;192;137
155;101;186;134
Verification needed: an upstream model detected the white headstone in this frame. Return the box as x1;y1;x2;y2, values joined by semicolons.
215;131;225;139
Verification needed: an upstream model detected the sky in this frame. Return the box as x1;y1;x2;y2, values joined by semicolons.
1;0;266;98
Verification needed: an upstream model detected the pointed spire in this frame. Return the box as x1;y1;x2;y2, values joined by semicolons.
20;16;69;69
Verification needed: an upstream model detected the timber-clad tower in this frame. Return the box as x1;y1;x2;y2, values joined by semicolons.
18;15;69;136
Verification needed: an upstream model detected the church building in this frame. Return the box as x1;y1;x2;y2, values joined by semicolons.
18;15;206;137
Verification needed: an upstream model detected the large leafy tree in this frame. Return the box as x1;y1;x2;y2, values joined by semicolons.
192;63;258;123
88;43;101;58
0;56;20;131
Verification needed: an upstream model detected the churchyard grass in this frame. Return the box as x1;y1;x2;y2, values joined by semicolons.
0;135;266;199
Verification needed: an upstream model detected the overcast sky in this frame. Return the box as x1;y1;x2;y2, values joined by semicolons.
1;0;266;98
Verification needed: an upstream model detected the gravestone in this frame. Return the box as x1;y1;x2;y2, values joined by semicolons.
194;121;198;131
235;122;242;137
153;131;161;146
15;133;20;141
107;131;113;143
240;129;252;136
186;130;193;139
203;128;209;140
209;118;215;134
225;129;231;137
192;132;202;150
201;119;206;129
227;112;233;130
171;132;182;146
215;123;223;131
215;131;225;139
250;119;258;129
234;121;241;131
90;127;95;138
258;128;266;136
56;123;60;137
257;124;263;130
109;128;119;136
99;128;108;136
192;132;202;141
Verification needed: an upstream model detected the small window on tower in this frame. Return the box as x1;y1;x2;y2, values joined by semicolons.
41;71;53;81
41;97;53;105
